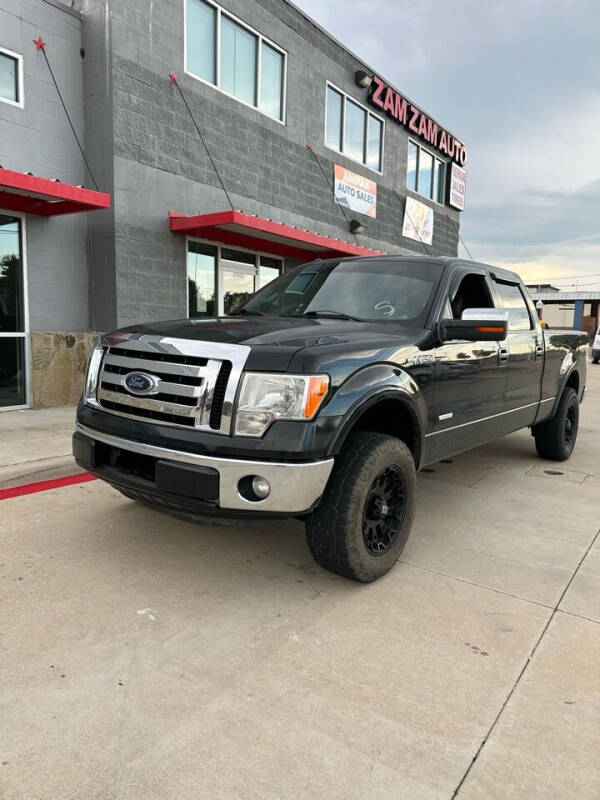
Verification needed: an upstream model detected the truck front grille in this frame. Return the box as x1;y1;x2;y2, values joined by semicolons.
93;336;250;434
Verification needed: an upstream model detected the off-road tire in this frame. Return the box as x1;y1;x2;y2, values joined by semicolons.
533;387;579;461
593;358;599;365
306;431;416;582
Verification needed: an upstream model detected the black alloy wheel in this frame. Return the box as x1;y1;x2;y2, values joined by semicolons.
362;466;407;556
564;401;578;448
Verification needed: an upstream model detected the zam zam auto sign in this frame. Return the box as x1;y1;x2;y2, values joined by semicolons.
368;75;467;166
334;165;377;218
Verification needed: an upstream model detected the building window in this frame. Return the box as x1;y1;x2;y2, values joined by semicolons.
325;84;383;172
185;0;286;122
407;139;445;204
0;47;23;108
187;241;282;317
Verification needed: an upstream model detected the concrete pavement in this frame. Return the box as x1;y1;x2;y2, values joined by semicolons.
1;366;599;799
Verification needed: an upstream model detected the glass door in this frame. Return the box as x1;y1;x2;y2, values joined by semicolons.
219;248;257;315
0;214;27;409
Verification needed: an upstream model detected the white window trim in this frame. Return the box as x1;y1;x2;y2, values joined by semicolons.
407;138;447;207
186;236;283;317
184;0;287;125
324;81;385;175
0;45;24;109
0;210;31;410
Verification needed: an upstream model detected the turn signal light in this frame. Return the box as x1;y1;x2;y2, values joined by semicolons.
475;325;505;334
304;377;329;418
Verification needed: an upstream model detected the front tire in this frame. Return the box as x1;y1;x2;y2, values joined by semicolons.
533;387;579;461
306;432;416;582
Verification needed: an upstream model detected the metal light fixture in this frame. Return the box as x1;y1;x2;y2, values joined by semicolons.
355;70;372;88
350;219;366;235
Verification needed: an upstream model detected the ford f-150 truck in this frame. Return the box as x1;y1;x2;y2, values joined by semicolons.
73;256;587;582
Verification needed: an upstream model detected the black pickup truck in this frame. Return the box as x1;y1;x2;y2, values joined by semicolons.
74;256;587;582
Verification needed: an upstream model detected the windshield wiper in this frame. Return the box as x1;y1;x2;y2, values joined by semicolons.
302;309;363;322
229;307;265;316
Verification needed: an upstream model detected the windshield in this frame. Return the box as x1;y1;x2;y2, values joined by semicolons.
239;259;443;325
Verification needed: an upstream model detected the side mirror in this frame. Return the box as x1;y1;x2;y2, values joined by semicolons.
227;304;241;316
438;308;508;342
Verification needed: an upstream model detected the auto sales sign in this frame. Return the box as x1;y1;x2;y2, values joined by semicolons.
334;165;377;218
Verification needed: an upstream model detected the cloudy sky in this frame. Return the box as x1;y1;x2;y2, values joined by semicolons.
295;0;600;290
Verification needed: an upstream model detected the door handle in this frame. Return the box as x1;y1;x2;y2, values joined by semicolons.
498;347;509;364
535;339;544;359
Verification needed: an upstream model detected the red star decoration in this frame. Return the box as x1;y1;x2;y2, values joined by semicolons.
33;36;46;51
169;72;179;84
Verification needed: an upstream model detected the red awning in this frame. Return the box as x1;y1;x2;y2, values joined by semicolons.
0;168;110;216
169;210;382;260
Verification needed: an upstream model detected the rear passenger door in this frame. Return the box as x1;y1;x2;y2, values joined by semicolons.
491;278;544;425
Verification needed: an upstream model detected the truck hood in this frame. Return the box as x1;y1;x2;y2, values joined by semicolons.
116;315;407;346
114;316;428;372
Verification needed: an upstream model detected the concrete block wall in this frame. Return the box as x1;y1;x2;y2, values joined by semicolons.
82;0;461;327
0;0;90;332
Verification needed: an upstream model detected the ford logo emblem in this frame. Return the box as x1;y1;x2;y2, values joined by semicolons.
123;371;159;396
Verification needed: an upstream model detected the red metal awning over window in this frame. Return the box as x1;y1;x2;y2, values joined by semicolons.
0;168;110;216
169;210;383;260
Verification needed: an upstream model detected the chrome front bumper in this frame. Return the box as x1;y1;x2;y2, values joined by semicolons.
76;423;334;514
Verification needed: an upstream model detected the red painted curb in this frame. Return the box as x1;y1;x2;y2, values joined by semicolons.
0;472;97;501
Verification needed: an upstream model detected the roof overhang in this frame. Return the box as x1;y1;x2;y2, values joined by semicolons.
169;210;383;260
0;168;110;216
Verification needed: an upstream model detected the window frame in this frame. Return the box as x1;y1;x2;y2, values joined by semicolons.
0;46;24;109
186;236;283;317
324;81;385;174
184;0;287;124
406;138;446;206
492;278;534;331
0;210;31;410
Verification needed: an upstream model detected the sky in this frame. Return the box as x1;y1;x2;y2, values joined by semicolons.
294;0;600;291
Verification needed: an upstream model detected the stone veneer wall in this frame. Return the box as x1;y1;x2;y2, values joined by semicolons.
30;332;102;408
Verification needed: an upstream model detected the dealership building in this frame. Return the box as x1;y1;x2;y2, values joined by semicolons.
0;0;467;410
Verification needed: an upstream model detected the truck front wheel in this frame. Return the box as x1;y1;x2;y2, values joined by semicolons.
533;387;579;461
306;431;416;582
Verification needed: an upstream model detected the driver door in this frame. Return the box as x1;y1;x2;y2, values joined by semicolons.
428;269;508;461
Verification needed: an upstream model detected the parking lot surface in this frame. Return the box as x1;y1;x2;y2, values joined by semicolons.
1;367;599;799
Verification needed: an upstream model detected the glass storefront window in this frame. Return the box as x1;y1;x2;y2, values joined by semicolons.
186;0;216;84
187;241;217;318
433;158;445;204
187;243;282;317
220;15;257;107
259;256;281;289
186;0;286;121
0;337;26;408
260;42;284;121
0;215;24;332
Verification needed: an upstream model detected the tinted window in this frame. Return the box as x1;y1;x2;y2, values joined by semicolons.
242;259;443;325
0;51;19;104
220;15;257;106
260;42;284;120
187;241;216;318
494;281;532;330
344;99;366;163
186;0;216;84
325;87;343;150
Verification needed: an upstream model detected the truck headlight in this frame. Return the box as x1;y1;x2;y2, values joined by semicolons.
84;341;105;406
234;373;329;437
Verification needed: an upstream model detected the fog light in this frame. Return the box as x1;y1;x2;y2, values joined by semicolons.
251;476;270;499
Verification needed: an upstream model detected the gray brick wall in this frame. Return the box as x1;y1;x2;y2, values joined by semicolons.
92;0;461;327
0;0;90;332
